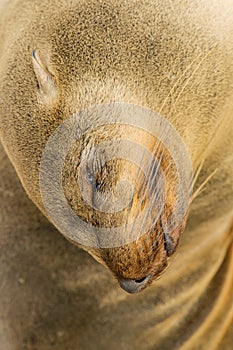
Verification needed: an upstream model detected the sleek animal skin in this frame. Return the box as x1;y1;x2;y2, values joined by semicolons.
0;0;232;349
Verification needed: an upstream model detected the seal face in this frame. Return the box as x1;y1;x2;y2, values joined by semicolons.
39;102;193;292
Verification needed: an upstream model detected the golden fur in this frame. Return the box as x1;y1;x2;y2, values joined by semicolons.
0;0;233;349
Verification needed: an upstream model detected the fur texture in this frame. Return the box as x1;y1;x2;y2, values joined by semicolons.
0;0;233;349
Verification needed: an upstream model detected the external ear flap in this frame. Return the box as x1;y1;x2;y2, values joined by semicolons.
32;49;57;101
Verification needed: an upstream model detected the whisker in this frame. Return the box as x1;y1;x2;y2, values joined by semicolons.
172;51;211;108
191;157;206;191
137;123;171;212
140;122;169;193
130;147;166;240
124;120;168;234
137;177;164;242
150;230;164;256
190;168;218;204
128;118;172;243
192;111;227;190
158;51;205;115
145;148;165;197
137;160;172;241
122;51;212;245
124;145;150;229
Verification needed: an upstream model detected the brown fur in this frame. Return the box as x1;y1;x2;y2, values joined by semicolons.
0;0;233;349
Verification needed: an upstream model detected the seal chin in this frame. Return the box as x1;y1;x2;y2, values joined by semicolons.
118;274;152;294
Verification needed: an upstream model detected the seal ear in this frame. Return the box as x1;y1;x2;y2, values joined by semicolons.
32;49;57;101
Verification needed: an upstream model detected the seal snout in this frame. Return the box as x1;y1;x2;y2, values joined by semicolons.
118;275;152;293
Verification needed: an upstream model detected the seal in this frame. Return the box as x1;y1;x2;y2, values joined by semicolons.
0;1;233;348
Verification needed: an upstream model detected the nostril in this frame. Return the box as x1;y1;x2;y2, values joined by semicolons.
134;276;147;283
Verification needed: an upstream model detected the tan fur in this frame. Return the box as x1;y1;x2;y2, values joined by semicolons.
0;0;233;349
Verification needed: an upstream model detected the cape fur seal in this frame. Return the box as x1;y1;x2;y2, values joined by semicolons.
0;0;233;349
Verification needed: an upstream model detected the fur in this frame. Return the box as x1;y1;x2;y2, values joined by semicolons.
0;0;233;349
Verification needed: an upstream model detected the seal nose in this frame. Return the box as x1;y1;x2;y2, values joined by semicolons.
118;275;151;293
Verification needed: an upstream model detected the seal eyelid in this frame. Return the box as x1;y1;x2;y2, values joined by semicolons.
86;165;96;184
32;49;57;101
86;165;104;191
